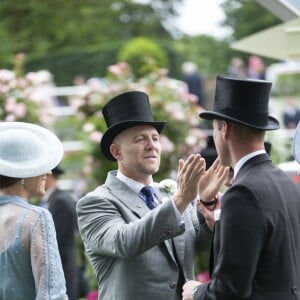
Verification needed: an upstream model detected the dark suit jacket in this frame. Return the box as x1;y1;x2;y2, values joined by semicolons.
195;154;300;299
48;188;79;300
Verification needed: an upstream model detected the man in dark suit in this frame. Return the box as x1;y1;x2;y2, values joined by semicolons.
183;75;300;299
41;166;80;300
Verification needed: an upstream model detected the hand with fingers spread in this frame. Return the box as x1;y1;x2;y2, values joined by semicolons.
199;157;229;205
196;157;229;229
173;154;206;214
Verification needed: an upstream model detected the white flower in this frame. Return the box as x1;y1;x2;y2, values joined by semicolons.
158;179;177;195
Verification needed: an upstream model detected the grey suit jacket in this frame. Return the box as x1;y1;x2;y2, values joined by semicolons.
77;171;211;300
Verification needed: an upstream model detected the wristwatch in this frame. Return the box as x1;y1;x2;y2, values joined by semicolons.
200;195;218;207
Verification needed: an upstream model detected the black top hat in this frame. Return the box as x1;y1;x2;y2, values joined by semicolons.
199;75;280;130
100;91;166;161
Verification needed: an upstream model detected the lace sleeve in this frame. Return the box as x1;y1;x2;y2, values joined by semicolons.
30;208;68;300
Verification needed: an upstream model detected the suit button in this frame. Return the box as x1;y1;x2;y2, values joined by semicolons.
179;221;185;231
291;286;297;294
169;282;176;289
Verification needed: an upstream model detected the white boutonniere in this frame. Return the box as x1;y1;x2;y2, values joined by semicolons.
158;179;178;195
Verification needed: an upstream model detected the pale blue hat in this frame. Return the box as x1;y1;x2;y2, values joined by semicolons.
0;122;64;178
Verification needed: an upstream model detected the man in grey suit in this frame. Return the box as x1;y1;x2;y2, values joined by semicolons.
183;75;300;299
77;91;226;300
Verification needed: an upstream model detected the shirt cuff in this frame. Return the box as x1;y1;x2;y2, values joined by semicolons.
214;209;221;221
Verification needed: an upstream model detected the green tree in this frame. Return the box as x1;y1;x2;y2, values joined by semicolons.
118;37;169;78
0;0;182;66
221;0;281;41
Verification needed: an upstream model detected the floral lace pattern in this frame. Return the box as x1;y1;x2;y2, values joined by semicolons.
0;195;68;299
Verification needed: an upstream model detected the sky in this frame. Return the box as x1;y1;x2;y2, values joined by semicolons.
174;0;231;38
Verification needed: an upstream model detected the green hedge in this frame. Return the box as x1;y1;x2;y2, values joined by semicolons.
23;39;185;86
25;48;120;86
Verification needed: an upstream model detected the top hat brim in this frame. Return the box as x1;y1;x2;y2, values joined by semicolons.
199;111;280;131
101;120;166;161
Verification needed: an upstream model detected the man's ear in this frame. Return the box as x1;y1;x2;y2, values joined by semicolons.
222;121;230;139
110;143;121;160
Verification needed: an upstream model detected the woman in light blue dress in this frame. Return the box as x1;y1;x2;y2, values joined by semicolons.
0;122;68;299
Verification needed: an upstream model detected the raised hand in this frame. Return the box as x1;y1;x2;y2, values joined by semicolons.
199;157;229;202
173;154;206;213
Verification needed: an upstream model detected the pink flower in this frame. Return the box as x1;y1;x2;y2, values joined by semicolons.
160;135;174;153
14;103;27;117
83;122;95;132
197;270;210;283
4;96;17;112
89;131;103;143
0;69;15;82
86;291;98;300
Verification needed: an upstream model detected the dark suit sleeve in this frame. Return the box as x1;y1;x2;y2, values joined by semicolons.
195;185;265;299
49;192;78;251
196;212;213;252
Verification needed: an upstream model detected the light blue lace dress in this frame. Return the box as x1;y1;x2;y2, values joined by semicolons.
0;195;68;299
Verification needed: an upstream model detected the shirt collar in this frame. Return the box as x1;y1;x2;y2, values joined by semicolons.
116;171;154;193
233;150;266;179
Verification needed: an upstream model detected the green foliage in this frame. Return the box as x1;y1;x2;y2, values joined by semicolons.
195;251;210;274
0;0;175;66
0;0;283;91
221;0;281;41
274;73;300;97
118;37;169;78
25;47;120;86
174;35;232;78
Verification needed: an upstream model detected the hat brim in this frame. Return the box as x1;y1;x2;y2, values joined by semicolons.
0;122;64;178
199;111;280;131
101;121;166;161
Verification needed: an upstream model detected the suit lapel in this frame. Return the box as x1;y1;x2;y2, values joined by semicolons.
154;185;181;265
105;171;150;217
105;172;182;265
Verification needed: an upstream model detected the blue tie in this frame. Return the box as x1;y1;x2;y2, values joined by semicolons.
141;186;156;209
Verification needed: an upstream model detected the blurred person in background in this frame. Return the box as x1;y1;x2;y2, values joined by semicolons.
182;61;206;108
227;57;247;78
0;121;67;299
40;165;88;300
282;97;300;129
247;55;266;80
